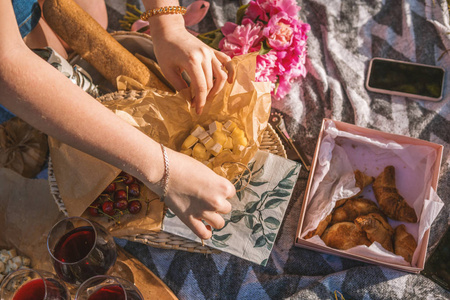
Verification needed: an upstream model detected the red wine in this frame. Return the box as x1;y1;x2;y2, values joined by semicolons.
52;226;116;285
13;278;68;300
88;285;125;300
13;279;45;300
87;284;142;300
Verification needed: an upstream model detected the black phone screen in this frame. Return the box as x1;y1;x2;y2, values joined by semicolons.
421;227;450;291
367;58;445;100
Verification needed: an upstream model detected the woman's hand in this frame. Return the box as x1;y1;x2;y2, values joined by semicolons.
160;148;235;239
150;20;231;114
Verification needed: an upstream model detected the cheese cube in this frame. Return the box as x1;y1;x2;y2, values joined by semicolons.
202;136;215;150
0;250;10;263
7;259;20;271
212;131;227;146
7;249;17;258
231;127;244;139
198;131;210;142
192;143;210;161
209;143;223;156
191;125;206;138
224;137;233;150
22;256;31;267
11;256;22;266
233;135;248;148
208;121;223;134
223;120;237;132
181;135;198;150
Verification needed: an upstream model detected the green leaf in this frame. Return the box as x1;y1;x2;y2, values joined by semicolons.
230;210;246;223
212;239;229;248
251;163;265;178
264;198;287;209
278;178;295;189
236;190;244;202
266;242;273;250
243;187;261;200
236;4;250;24
252;224;263;234
260;190;270;201
244;215;254;229
209;31;225;50
254;236;266;248
265;233;276;242
261;259;268;266
285;165;299;179
271;189;291;198
259;40;272;55
249;180;268;187
245;201;259;214
264;217;280;230
212;233;232;242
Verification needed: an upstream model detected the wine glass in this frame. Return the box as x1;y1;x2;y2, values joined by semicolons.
75;275;143;300
0;268;70;300
47;217;117;286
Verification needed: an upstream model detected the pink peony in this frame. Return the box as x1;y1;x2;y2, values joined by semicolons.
245;0;300;22
255;51;278;83
262;12;296;50
219;19;264;57
207;0;309;100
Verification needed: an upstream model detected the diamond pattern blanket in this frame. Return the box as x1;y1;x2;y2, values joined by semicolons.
106;0;450;299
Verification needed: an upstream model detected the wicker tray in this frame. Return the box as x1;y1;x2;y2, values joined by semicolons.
49;90;286;254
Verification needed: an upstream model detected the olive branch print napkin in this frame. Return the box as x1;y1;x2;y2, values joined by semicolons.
162;150;301;266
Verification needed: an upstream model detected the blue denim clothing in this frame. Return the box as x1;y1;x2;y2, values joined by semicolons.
1;1;41;123
12;0;41;38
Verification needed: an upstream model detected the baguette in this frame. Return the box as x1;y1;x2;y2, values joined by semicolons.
43;0;171;91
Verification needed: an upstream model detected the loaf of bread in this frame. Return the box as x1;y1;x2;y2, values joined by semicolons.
43;0;171;91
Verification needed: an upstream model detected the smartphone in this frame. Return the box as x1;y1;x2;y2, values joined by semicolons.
366;58;446;101
421;227;450;291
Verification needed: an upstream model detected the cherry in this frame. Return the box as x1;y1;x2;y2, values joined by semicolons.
88;202;101;217
114;199;128;211
103;182;116;194
114;189;127;201
102;201;115;216
128;183;140;198
120;172;135;185
128;200;142;214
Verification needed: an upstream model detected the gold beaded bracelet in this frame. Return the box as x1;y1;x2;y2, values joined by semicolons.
140;6;187;21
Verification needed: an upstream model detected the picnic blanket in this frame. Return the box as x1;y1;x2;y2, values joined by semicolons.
108;0;450;299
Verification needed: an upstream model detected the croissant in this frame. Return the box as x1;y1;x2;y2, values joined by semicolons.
354;169;375;197
305;214;331;239
354;213;394;252
321;222;371;250
394;224;417;263
373;166;417;223
330;198;380;225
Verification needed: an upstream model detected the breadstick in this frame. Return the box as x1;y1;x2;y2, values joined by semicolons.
43;0;170;91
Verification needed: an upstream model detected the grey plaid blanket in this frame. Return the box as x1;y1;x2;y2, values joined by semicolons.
107;0;450;299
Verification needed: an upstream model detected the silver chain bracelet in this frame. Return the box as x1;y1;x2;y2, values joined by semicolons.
158;144;170;202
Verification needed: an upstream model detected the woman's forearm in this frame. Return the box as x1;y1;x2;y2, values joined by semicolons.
0;45;165;190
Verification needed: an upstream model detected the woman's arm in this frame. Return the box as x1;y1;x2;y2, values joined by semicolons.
142;0;231;114
0;1;234;239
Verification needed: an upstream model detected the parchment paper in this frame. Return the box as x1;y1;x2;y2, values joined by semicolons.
300;120;444;267
0;168;64;273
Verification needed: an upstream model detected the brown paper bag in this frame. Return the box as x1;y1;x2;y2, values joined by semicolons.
0;117;48;178
48;53;271;237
